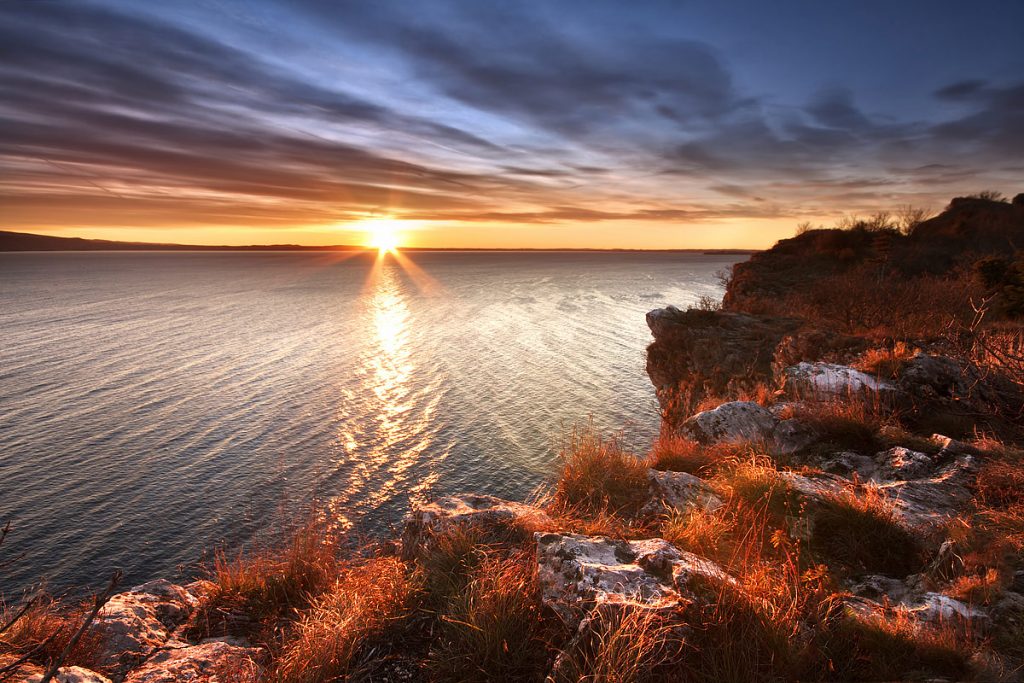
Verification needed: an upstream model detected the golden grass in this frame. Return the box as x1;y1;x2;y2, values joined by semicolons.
787;399;883;453
428;551;550;682
550;607;683;683
856;341;917;378
187;513;341;640
275;557;414;682
649;435;717;474
550;424;649;516
412;523;488;606
809;597;972;681
0;595;109;674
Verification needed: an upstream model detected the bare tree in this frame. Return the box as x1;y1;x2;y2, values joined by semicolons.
894;205;933;235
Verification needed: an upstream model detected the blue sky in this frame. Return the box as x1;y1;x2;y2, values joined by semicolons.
1;0;1022;247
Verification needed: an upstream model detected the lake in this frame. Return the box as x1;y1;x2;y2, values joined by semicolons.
0;251;739;594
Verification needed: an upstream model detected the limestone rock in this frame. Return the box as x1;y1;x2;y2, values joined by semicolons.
782;362;898;402
819;451;878;479
873;446;935;481
905;593;987;624
778;470;848;500
89;580;197;676
682;401;816;454
122;641;262;683
642;469;723;517
848;574;911;604
21;667;112;683
682;401;776;445
874;454;977;535
534;533;730;627
402;494;552;554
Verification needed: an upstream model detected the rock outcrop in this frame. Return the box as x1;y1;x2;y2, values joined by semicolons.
89;580;199;676
645;307;799;425
122;641;262;683
681;400;815;454
534;533;731;628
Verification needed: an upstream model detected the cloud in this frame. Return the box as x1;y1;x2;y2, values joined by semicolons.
0;0;1020;237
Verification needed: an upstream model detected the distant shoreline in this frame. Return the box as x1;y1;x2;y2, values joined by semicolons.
0;230;755;255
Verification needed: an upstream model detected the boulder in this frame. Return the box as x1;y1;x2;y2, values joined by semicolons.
905;593;987;624
402;494;552;554
873;446;935;481
782;362;898;403
874;454;977;535
819;451;878;479
641;469;723;517
534;533;731;627
848;574;911;604
682;401;815;454
122;641;262;683
89;580;198;676
21;667;112;683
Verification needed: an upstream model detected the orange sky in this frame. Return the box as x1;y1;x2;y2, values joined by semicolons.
19;217;811;250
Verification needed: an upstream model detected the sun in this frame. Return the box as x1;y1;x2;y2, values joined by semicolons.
362;219;403;254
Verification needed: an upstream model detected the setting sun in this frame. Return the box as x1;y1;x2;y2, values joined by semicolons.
363;219;403;253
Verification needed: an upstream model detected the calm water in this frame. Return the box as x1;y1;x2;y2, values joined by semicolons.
0;251;737;594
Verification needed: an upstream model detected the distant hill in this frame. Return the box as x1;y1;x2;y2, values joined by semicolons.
0;230;361;252
0;230;755;254
724;192;1024;311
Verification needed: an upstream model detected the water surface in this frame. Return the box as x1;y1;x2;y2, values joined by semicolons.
0;251;738;594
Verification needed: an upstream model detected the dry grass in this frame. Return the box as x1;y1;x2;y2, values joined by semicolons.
787;399;883;453
0;595;109;674
660;508;734;560
808;488;924;576
187;513;341;641
809;597;972;681
856;341;917;378
428;551;550;682
412;523;488;606
648;435;717;474
550;607;683;683
275;557;414;682
550;424;649;516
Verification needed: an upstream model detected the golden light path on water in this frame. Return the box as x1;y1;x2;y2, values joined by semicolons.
327;250;448;529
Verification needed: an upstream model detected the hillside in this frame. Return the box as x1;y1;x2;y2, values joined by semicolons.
724;193;1024;316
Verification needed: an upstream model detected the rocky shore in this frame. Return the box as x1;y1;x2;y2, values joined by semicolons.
4;193;1023;681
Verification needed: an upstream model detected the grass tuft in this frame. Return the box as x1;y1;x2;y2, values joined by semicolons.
428;551;550;682
275;557;414;682
550;424;649;516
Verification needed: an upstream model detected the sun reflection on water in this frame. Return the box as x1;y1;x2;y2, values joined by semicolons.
329;253;448;528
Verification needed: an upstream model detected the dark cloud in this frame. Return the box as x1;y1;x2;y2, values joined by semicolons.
0;0;1020;236
0;1;515;226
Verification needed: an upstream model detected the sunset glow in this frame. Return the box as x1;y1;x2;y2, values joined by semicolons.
362;219;404;254
1;2;1021;249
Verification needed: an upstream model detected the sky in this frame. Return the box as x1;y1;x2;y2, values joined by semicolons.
1;1;1022;249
